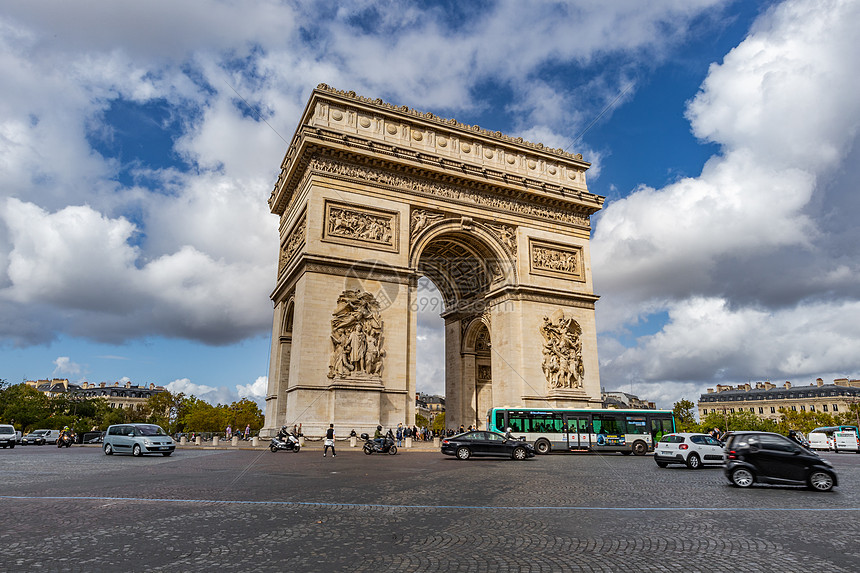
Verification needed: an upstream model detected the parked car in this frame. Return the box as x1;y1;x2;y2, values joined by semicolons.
21;430;49;446
103;423;175;457
441;430;535;460
654;433;725;469
724;431;837;492
0;424;17;448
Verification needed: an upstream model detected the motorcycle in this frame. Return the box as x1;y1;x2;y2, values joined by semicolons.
361;433;397;455
270;433;301;453
57;433;74;448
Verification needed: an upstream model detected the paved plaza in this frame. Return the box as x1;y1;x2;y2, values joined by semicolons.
2;444;859;572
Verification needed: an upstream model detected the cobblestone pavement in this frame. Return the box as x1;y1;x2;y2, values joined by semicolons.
2;445;859;572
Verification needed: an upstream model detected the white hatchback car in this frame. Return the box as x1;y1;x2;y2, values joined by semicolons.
654;432;725;469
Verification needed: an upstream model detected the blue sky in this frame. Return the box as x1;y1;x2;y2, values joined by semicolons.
2;0;860;410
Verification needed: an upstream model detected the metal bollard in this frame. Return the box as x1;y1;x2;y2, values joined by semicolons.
212;436;219;446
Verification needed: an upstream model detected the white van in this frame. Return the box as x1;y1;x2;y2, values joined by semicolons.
0;424;17;448
834;431;860;453
807;428;833;451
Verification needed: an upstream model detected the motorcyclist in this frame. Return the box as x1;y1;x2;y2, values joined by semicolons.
59;426;74;445
504;427;513;441
373;425;384;450
788;430;805;446
277;425;289;440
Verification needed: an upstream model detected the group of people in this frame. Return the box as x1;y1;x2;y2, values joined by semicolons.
225;424;252;440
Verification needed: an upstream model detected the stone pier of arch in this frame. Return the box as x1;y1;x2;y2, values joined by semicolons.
262;84;604;438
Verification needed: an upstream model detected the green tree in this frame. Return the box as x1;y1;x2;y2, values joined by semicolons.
227;398;264;434
430;412;445;433
672;399;697;432
777;408;836;434
145;390;186;433
698;410;780;433
0;383;52;431
415;414;429;428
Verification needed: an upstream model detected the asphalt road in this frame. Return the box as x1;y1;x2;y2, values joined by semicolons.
2;444;859;572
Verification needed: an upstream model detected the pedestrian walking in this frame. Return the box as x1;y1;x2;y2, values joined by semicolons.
244;424;250;440
323;423;336;457
226;425;232;439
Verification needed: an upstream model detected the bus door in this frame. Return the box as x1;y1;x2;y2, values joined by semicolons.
565;415;591;450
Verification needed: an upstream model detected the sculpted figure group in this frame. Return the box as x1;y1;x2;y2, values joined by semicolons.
328;290;385;379
540;312;585;390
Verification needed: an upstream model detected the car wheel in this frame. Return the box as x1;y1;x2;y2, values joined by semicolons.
808;470;834;492
512;447;527;461
632;440;647;456
388;445;398;455
731;468;754;488
656;461;668;468
162;452;172;457
9;444;14;449
456;446;471;460
686;453;702;470
535;439;551;455
132;444;142;457
104;443;113;455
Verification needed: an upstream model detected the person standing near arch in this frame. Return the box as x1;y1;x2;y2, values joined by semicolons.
323;424;336;457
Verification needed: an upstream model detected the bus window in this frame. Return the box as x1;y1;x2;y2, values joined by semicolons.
495;411;505;431
625;416;647;435
593;415;622;434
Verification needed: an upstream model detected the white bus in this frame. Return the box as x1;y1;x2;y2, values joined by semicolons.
487;407;676;456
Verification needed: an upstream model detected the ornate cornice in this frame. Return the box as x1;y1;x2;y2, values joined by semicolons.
269;85;605;219
313;83;587;162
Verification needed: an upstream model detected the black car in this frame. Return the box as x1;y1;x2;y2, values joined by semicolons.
441;430;535;460
21;430;48;446
724;431;837;492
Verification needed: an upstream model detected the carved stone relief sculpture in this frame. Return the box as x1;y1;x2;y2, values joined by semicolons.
410;209;445;242
324;201;398;252
278;216;306;278
328;290;385;379
529;239;584;281
485;223;517;257
539;310;585;390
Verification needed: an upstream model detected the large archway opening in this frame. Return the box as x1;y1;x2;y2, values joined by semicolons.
413;227;509;432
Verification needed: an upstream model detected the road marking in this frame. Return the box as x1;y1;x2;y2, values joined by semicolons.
2;495;859;512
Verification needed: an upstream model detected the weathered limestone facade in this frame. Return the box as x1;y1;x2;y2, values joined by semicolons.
263;85;604;437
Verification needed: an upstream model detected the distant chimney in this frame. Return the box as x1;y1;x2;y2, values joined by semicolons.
707;388;714;394
114;381;119;387
817;378;824;387
150;383;155;389
764;382;775;390
783;381;791;389
125;381;131;388
100;382;106;388
834;378;849;386
743;383;751;391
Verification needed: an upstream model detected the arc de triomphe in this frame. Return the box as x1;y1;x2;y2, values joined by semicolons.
262;84;604;437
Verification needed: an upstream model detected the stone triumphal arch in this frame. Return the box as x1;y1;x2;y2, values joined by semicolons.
262;85;604;437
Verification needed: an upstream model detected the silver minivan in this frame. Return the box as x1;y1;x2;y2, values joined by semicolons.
103;423;175;457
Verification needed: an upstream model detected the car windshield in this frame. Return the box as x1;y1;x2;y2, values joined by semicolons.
0;427;13;435
30;430;46;436
136;425;167;436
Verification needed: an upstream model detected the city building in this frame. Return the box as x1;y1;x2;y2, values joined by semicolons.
416;393;445;423
698;378;860;420
601;390;656;409
25;379;166;411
